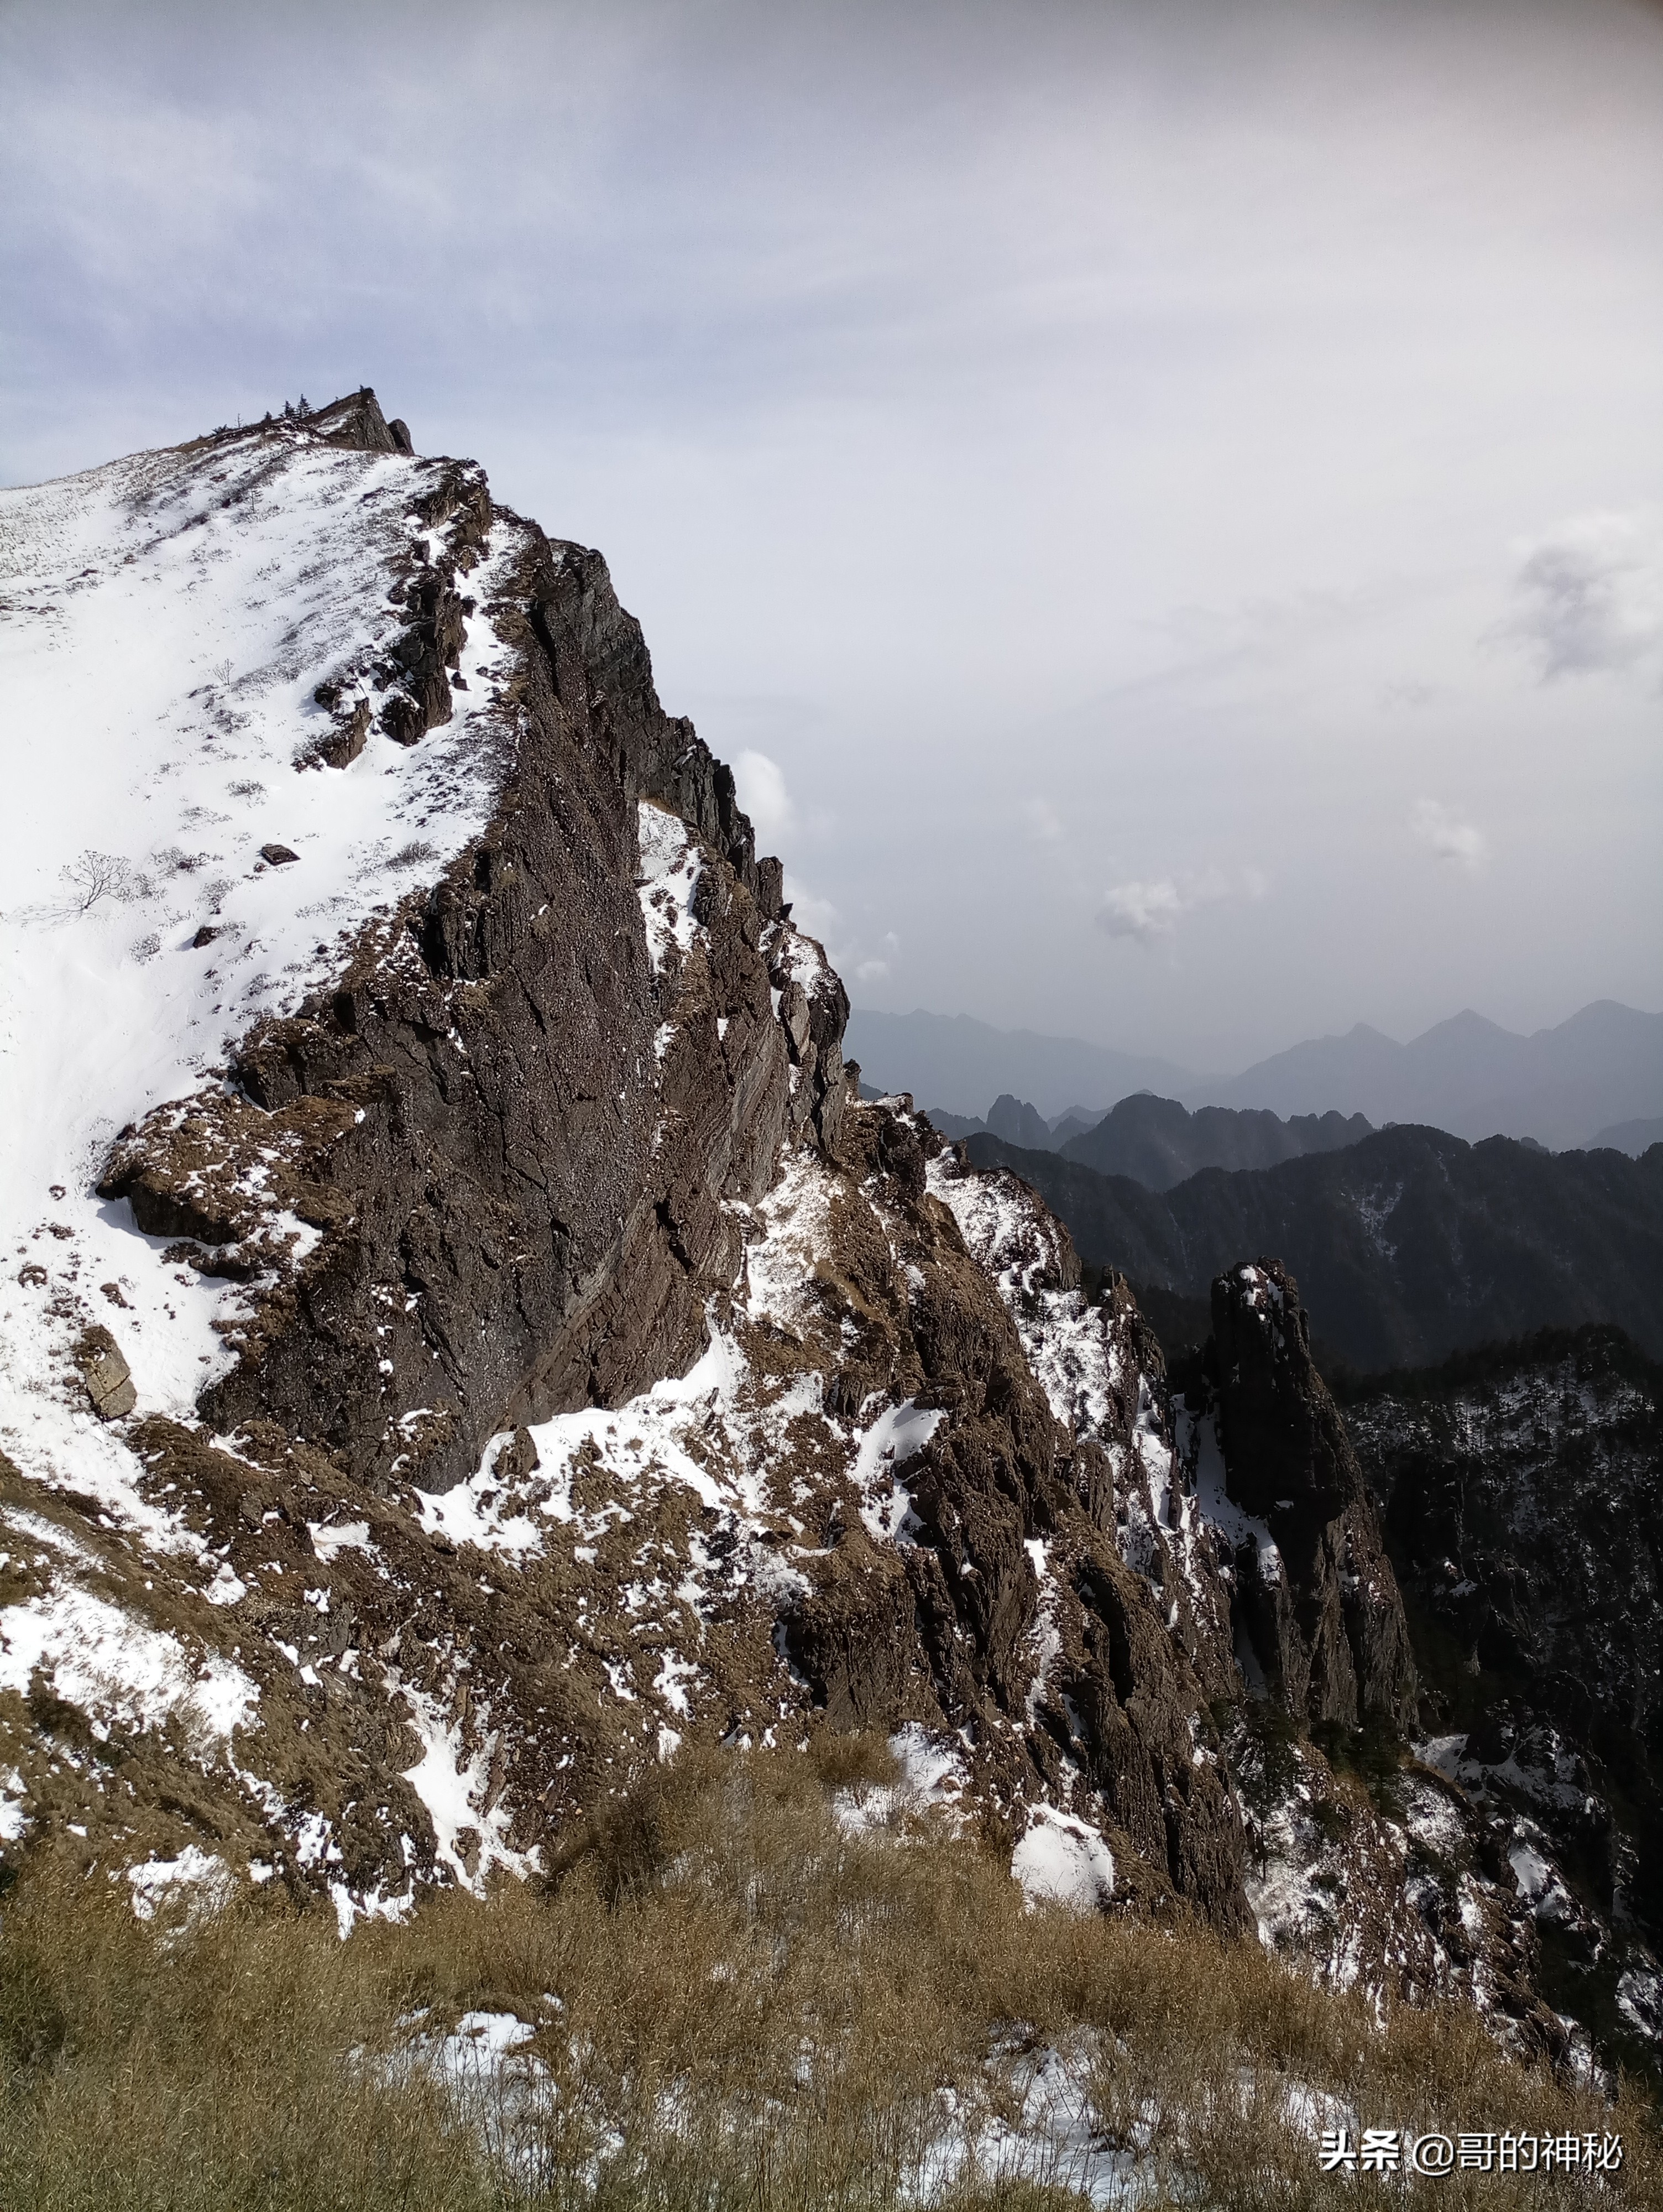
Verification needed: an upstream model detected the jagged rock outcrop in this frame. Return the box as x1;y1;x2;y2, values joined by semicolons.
306;385;414;456
1207;1259;1416;1729
775;1115;1249;1925
18;392;1250;1924
76;1096;1255;1929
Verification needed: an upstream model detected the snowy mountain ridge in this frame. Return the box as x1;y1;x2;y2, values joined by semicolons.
0;394;1639;2085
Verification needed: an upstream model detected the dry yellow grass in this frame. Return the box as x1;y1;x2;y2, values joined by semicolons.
1;1740;1656;2209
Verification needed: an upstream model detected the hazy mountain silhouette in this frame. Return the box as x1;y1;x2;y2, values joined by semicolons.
850;1000;1662;1149
1195;1001;1663;1149
1591;1117;1663;1158
843;1008;1200;1120
1061;1093;1372;1190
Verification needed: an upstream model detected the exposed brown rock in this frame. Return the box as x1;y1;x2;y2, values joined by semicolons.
776;1107;1250;1928
307;386;409;456
71;1324;135;1420
6;396;1593;2054
302;692;370;770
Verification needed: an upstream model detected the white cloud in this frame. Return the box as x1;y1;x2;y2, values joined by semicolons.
733;750;796;843
1413;799;1486;869
1097;879;1185;943
855;958;891;982
1096;870;1231;947
782;874;838;945
1508;510;1663;680
1021;797;1063;843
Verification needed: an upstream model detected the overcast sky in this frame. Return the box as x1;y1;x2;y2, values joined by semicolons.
4;0;1660;1072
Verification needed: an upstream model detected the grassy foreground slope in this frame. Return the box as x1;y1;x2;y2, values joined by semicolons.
3;1744;1656;2211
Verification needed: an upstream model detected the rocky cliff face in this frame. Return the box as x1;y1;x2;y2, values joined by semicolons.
94;393;847;1497
1205;1260;1416;1730
0;393;1246;1938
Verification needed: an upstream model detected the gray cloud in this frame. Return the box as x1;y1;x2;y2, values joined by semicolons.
3;0;1660;1066
1096;866;1272;948
1413;800;1487;870
1509;512;1663;679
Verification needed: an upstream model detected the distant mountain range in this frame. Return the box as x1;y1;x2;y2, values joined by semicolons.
962;1123;1663;1372
1592;1115;1663;1158
924;1094;1100;1151
843;1009;1198;1122
924;1092;1374;1188
848;999;1663;1151
1062;1094;1373;1188
1192;1000;1663;1150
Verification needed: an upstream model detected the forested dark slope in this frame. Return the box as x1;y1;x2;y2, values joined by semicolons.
965;1124;1663;1371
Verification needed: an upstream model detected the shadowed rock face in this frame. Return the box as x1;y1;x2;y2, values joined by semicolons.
306;387;414;456
80;398;1256;1940
1211;1259;1416;1729
1348;1326;1663;1973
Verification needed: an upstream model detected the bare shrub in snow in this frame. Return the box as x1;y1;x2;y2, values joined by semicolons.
58;851;145;914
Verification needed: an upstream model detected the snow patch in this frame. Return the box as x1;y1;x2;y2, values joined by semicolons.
394;1676;530;1893
832;1723;970;1836
0;1581;257;1739
1011;1806;1116;1914
127;1844;235;1921
308;1520;375;1563
0;1765;28;1844
636;802;703;975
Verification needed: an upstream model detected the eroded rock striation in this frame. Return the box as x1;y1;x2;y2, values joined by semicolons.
4;391;1249;1937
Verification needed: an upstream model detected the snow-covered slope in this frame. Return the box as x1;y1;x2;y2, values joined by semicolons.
0;410;523;1492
